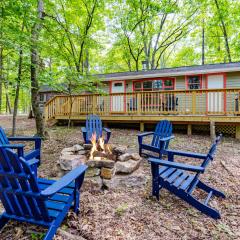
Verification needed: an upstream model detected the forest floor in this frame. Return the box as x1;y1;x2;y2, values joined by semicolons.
0;116;239;240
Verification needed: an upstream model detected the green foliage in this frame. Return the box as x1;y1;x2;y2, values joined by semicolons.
115;203;128;216
0;0;240;114
31;231;45;240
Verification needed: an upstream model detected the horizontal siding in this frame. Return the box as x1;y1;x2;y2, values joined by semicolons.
175;76;185;90
226;72;240;88
101;83;110;93
126;80;133;92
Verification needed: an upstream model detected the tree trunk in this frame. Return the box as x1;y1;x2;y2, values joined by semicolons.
3;81;12;114
0;47;3;114
202;20;205;65
5;92;11;114
214;0;231;62
30;0;45;137
0;7;3;114
12;49;23;136
67;95;74;128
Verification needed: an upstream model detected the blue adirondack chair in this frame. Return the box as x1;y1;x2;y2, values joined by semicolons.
0;127;41;162
138;120;174;158
149;135;225;219
0;147;87;240
81;114;111;143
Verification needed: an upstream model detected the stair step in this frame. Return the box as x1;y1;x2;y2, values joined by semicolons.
204;191;213;205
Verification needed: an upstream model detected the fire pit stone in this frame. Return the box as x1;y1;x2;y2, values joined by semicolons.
115;159;141;174
86;159;115;168
100;167;115;179
118;153;132;162
61;144;84;154
112;145;128;155
85;167;101;177
58;154;87;171
57;136;145;189
83;144;92;150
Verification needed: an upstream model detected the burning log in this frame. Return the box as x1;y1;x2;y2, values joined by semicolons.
89;132;113;160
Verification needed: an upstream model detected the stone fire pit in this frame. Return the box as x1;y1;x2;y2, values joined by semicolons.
57;143;146;189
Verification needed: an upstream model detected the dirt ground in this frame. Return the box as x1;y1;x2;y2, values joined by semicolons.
0;116;239;240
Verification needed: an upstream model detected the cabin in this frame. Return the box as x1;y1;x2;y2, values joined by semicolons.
45;62;240;138
38;85;63;104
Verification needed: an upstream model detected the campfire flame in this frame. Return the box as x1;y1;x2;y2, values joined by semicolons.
89;132;112;160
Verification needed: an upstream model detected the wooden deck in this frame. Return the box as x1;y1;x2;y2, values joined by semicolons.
44;88;240;137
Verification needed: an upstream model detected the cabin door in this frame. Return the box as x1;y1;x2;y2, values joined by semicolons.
207;74;224;113
111;81;125;112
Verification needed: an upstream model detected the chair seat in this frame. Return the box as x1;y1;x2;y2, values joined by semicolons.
38;178;75;219
159;166;195;191
24;149;40;160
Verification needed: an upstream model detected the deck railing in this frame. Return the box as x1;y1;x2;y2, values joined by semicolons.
44;88;240;120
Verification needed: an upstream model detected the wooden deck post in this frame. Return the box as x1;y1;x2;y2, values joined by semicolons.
192;91;196;114
235;125;240;139
210;121;216;140
137;93;141;115
92;95;97;114
187;124;192;136
140;122;144;132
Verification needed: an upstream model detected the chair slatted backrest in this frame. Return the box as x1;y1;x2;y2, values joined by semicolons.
0;127;9;145
86;115;103;141
187;135;222;193
151;120;172;148
0;147;50;222
201;134;222;170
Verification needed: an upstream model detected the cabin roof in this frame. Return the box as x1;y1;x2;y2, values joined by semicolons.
97;62;240;81
39;85;59;93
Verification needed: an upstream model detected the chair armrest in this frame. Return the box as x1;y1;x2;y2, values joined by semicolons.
8;136;41;150
103;127;111;133
27;158;40;166
148;158;205;173
159;135;175;142
81;127;87;133
41;165;88;197
1;144;25;157
137;132;154;137
166;149;207;159
1;144;25;149
8;136;41;142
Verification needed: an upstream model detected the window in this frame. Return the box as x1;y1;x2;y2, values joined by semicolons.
39;94;44;102
143;81;152;90
164;80;173;89
133;78;174;91
187;76;201;89
133;82;142;91
153;80;163;90
114;82;123;87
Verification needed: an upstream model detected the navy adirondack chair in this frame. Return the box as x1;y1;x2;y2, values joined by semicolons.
0;147;87;240
149;135;225;219
138;120;174;158
0;127;41;162
81;114;111;143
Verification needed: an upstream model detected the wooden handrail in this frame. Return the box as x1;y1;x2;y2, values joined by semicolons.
44;88;240;120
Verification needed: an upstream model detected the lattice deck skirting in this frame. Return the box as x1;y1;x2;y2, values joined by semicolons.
174;124;236;137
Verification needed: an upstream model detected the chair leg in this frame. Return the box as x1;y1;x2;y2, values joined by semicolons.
44;225;58;240
184;193;221;219
151;163;160;200
139;147;142;156
197;180;226;198
0;214;9;230
73;190;80;214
